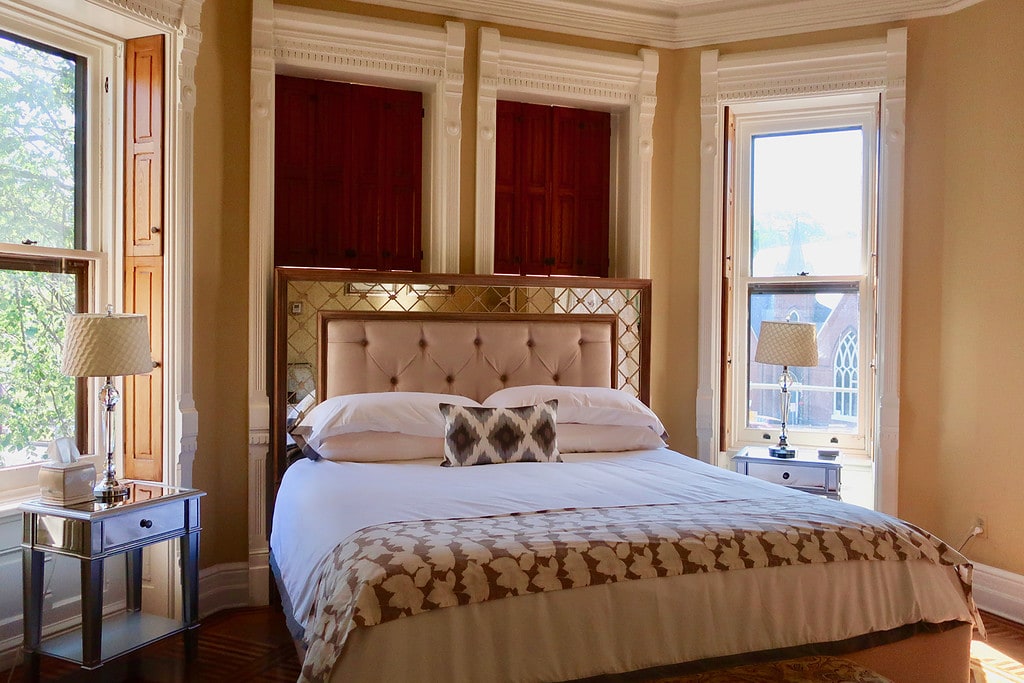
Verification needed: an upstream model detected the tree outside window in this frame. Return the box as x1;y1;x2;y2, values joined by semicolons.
0;33;85;468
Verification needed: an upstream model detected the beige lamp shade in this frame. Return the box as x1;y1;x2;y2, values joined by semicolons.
60;312;154;378
754;321;819;368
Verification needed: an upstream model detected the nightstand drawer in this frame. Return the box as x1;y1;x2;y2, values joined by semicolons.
745;462;833;491
103;504;184;549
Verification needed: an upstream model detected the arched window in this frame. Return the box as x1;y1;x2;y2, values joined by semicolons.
834;330;858;418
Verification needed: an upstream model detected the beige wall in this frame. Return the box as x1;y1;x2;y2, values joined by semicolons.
901;0;1024;573
189;0;1023;576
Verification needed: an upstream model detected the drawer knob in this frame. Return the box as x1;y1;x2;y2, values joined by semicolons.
140;519;154;529
782;472;791;480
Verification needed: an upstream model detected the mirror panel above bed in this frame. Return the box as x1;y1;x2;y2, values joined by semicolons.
272;268;652;482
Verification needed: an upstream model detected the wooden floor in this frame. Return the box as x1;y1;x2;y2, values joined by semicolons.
6;608;1023;682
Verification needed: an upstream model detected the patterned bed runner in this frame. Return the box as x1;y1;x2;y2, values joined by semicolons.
299;498;974;682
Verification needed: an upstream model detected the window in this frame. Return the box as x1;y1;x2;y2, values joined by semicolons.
727;97;878;455
698;31;907;512
834;330;858;420
0;33;89;470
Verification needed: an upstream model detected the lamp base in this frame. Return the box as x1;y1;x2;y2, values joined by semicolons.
768;446;796;459
94;481;129;503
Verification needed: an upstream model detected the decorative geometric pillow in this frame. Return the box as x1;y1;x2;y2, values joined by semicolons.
439;400;560;467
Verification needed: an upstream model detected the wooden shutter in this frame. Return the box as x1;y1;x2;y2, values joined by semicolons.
519;102;552;275
314;79;352;268
550;106;580;275
123;36;164;481
494;101;522;274
493;101;610;277
274;76;319;267
275;78;423;271
380;88;423;271
574;109;611;276
720;107;737;451
124;35;163;257
123;259;163;481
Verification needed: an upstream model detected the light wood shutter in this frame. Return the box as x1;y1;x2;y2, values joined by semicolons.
123;35;164;481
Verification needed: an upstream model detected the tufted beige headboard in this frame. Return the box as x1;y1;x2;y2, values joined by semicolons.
319;312;617;403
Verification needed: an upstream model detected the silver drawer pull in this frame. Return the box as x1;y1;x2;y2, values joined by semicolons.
140;519;153;529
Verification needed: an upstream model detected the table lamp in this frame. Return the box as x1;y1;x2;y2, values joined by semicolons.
754;320;818;458
60;306;154;502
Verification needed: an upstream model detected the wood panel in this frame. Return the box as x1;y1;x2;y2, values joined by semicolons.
123;258;163;482
122;35;164;482
493;101;610;276
274;77;423;271
124;35;163;258
274;76;318;267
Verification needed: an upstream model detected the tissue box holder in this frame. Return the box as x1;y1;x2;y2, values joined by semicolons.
39;462;96;506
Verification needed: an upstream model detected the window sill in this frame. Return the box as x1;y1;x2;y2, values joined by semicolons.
0;454;102;515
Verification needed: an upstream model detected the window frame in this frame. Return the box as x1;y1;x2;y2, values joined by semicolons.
696;30;908;515
726;96;879;456
0;10;121;498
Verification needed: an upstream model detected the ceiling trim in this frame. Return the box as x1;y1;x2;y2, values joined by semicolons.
363;0;986;48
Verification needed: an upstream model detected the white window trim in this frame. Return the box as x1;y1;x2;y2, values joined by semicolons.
474;28;658;278
247;1;465;605
697;29;906;515
0;0;201;495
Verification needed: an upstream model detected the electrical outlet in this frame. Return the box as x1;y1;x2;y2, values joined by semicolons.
974;516;988;539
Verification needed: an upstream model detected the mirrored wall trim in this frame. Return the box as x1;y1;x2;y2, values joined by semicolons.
272;267;652;483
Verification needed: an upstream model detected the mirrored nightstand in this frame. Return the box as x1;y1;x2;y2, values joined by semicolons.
21;481;204;671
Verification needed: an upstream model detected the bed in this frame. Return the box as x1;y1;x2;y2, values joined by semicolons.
270;300;979;683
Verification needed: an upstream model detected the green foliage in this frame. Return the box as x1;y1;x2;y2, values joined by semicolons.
0;34;76;249
0;35;80;466
0;269;76;464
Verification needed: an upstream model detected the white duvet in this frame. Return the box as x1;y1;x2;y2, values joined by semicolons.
271;449;976;682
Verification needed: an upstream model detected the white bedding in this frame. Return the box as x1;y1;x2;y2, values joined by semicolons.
271;449;976;682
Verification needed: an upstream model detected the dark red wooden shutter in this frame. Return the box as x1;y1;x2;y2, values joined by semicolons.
493;101;610;277
519;103;552;275
575;109;611;276
379;88;423;271
316;79;352;268
550;106;580;275
274;76;319;267
275;78;423;271
494;101;521;274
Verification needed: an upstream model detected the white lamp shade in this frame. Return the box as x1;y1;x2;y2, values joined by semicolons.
754;321;819;368
60;312;154;378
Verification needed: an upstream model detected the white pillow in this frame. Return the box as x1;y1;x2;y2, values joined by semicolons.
295;391;482;449
483;385;667;438
311;432;444;462
557;423;666;453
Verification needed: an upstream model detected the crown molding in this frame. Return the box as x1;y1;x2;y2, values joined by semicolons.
362;0;985;48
